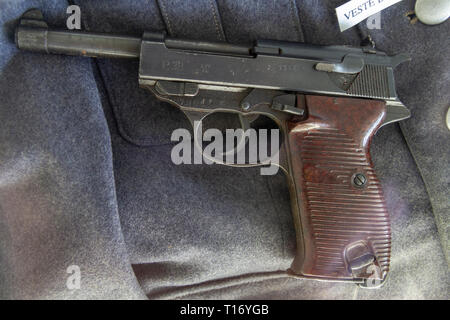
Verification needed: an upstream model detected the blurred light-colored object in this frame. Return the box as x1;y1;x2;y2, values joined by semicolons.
446;106;450;130
415;0;450;25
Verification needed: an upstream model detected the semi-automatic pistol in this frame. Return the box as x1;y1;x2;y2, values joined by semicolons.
15;9;411;287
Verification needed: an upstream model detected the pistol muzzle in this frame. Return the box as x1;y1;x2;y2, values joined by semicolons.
16;8;142;58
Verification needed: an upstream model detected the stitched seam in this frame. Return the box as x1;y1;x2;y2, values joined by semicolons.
265;176;287;261
209;0;224;41
158;0;174;35
289;0;305;42
148;271;290;299
398;122;450;264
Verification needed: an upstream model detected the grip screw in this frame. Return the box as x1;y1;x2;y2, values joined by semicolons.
353;173;367;187
241;101;251;111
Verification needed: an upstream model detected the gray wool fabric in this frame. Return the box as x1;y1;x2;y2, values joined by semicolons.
0;0;448;299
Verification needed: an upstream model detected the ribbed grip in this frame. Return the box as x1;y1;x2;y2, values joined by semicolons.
287;95;390;283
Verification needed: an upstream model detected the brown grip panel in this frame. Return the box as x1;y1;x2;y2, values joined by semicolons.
287;95;390;283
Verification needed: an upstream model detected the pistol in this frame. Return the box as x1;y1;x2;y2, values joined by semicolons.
15;9;411;287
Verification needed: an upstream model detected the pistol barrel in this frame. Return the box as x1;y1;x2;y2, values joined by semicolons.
15;25;252;59
16;26;142;58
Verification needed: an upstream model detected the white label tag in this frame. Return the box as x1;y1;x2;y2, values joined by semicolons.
336;0;402;32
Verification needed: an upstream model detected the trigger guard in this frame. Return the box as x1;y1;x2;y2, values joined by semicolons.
186;111;266;167
190;112;249;165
